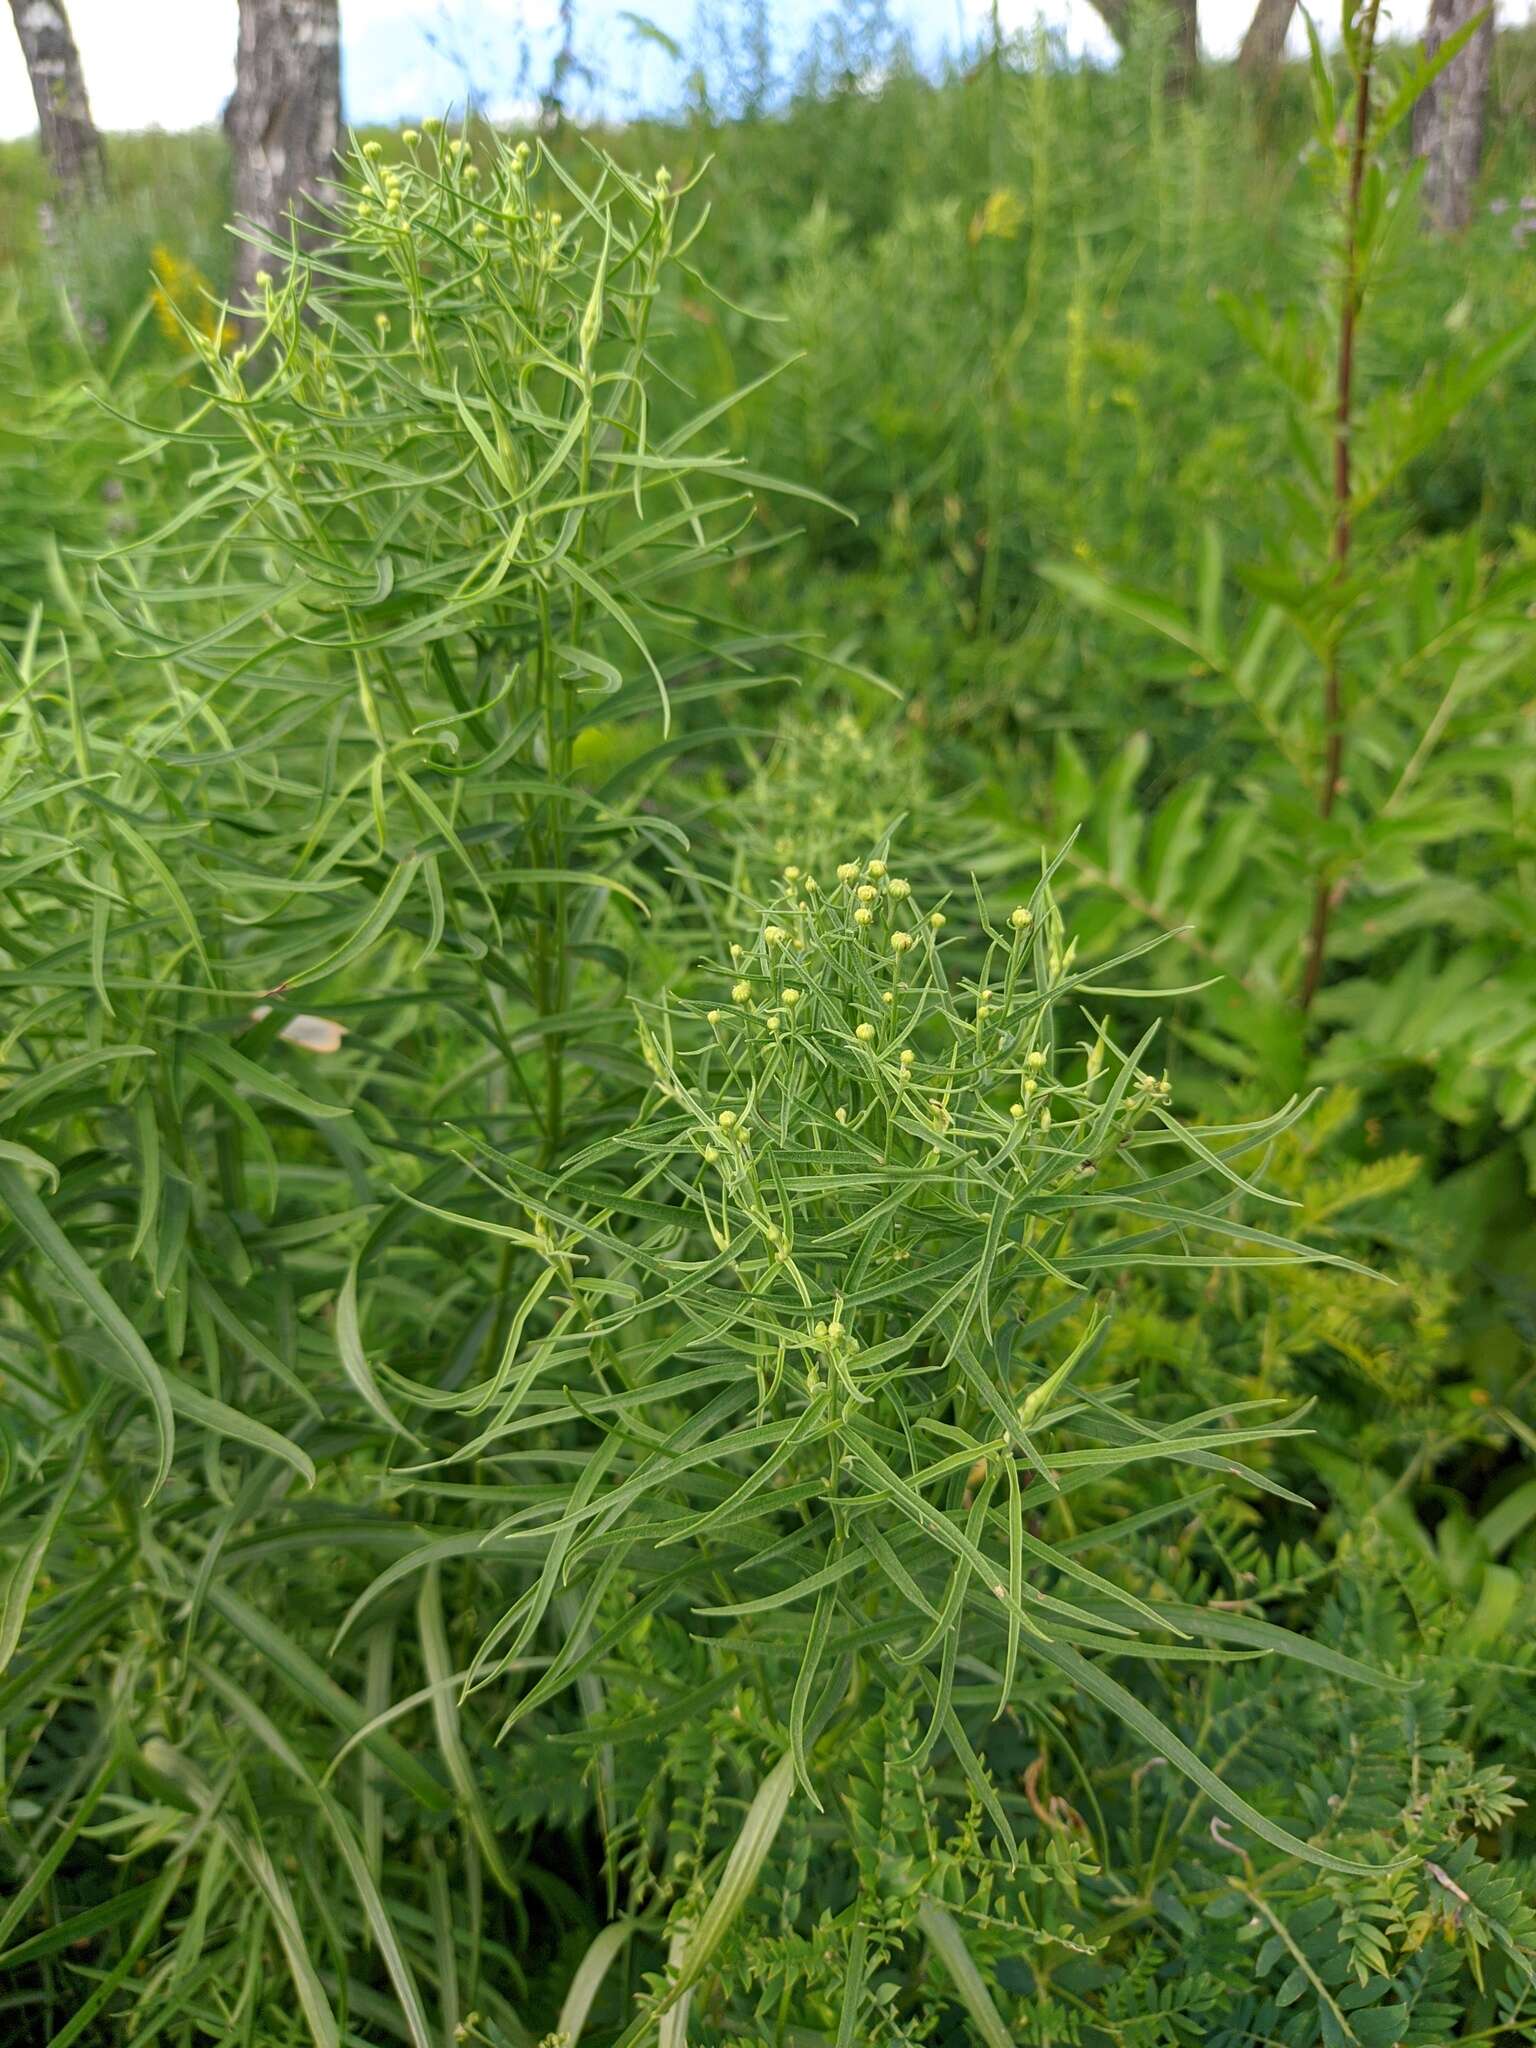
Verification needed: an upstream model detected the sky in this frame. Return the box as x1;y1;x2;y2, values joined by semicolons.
1;0;1524;141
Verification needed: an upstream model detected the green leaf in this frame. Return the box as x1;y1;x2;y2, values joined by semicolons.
0;1159;175;1499
916;1899;1013;2048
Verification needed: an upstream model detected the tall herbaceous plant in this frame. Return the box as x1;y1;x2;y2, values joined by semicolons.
0;126;1402;2043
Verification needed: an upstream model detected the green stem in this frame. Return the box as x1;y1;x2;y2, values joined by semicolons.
1300;0;1382;1013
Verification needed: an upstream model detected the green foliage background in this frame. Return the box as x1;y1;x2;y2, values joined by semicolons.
2;8;1535;2044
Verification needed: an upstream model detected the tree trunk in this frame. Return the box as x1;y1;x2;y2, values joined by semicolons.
1412;0;1494;232
6;0;104;203
1165;0;1199;94
1086;0;1199;94
1237;0;1297;78
1088;0;1133;43
224;0;342;303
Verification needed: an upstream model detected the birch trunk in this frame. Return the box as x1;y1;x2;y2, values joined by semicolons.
6;0;104;203
1412;0;1494;232
1237;0;1297;78
224;0;342;302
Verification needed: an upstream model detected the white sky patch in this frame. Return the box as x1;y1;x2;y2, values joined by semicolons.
3;0;1532;141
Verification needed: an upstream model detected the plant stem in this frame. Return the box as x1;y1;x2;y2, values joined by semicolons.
1300;0;1380;1013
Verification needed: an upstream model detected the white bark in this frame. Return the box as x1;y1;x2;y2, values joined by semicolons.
1413;0;1494;233
224;0;342;300
7;0;103;202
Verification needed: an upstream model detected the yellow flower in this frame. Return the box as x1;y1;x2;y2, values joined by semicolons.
783;865;801;881
855;1023;875;1042
898;1048;914;1067
889;931;913;953
929;910;946;929
706;1009;722;1025
1010;1102;1024;1119
866;859;887;880
854;907;873;926
1026;1049;1047;1070
782;988;801;1006
856;884;878;904
732;980;752;1003
764;925;787;946
718;1110;738;1130
836;862;859;884
1009;906;1033;931
887;878;911;899
149;245;238;353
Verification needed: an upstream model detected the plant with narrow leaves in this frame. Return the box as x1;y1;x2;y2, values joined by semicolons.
416;854;1399;1895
